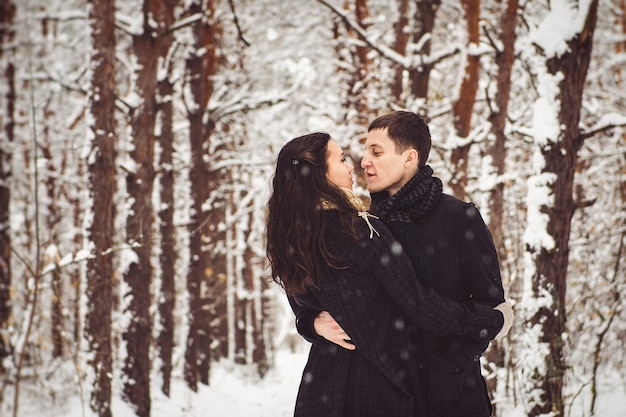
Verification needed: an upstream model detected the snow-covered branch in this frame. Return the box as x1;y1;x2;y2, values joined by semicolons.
316;0;412;68
164;13;203;35
316;0;459;71
581;113;626;140
206;84;296;124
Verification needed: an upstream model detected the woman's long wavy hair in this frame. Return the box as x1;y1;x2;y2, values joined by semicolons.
266;132;358;295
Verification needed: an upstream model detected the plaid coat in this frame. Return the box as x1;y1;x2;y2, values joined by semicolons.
288;211;503;417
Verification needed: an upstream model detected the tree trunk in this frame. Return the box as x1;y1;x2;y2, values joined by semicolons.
200;144;228;381
155;0;178;397
121;0;167;413
184;0;220;390
230;197;247;366
50;256;63;358
69;173;83;347
483;0;519;414
525;2;598;416
449;0;480;200
409;0;441;100
342;0;370;127
156;79;175;396
331;0;371;188
486;0;518;287
85;0;117;416
391;0;408;102
244;222;270;376
58;156;85;346
41;138;64;359
0;0;16;375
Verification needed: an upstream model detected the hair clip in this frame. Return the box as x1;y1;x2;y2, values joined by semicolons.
292;159;299;165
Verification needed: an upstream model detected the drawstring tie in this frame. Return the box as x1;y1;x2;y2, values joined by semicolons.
357;211;380;239
321;187;381;239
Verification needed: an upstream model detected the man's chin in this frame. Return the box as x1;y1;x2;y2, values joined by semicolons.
366;182;382;194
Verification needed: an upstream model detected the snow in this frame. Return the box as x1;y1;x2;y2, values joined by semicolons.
13;348;307;417
12;345;626;417
591;112;626;130
523;172;556;252
530;0;595;58
152;349;306;417
530;69;563;147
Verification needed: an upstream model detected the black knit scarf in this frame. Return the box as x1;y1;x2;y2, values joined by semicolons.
369;165;443;223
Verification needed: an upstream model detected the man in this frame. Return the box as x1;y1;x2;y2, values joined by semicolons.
295;111;511;417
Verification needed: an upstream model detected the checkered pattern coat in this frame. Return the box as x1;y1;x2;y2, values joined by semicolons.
288;211;503;417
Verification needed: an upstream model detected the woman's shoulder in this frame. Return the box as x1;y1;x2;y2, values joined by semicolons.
324;214;405;278
323;211;395;249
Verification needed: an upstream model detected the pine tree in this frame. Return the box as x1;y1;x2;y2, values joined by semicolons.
85;0;117;415
520;2;599;416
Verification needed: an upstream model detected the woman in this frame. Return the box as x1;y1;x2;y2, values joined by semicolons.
266;133;507;417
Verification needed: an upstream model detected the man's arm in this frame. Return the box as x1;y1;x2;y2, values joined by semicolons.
460;202;506;306
374;217;508;340
331;220;509;343
312;300;512;349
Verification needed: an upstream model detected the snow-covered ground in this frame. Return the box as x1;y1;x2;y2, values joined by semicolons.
150;348;308;417
12;346;626;416
12;348;307;417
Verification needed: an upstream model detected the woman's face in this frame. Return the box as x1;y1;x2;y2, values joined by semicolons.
325;139;354;189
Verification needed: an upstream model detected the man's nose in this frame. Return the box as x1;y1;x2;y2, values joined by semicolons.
361;156;370;168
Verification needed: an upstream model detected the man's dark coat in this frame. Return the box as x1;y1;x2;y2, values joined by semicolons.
383;193;506;417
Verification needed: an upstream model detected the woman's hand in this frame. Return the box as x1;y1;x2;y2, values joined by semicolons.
313;311;356;350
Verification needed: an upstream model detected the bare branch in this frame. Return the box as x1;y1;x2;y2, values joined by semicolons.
228;0;250;46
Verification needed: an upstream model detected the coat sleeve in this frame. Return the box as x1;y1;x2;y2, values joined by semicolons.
362;220;504;341
287;295;325;344
457;202;505;307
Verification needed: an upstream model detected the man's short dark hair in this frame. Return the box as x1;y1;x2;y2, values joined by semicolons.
368;111;431;168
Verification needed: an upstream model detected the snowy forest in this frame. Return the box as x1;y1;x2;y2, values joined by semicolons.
0;0;625;416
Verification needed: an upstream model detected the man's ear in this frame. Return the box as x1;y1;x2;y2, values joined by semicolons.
404;148;419;167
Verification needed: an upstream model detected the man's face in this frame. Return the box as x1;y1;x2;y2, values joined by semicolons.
361;128;414;195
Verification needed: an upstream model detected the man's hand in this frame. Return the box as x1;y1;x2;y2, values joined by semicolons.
493;301;514;341
313;311;356;350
